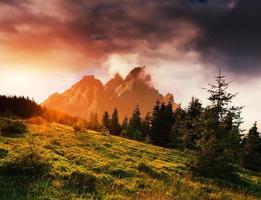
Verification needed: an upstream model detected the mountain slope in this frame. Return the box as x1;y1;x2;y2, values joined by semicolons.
42;75;106;119
0;121;260;199
42;67;177;120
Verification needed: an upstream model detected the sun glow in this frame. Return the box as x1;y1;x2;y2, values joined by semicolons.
0;66;80;103
4;72;33;86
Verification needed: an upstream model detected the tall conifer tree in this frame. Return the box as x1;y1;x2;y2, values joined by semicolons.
194;69;242;179
184;97;203;149
127;105;144;140
109;108;121;135
243;122;261;171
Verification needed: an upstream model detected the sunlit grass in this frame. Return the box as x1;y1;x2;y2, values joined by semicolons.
0;121;260;199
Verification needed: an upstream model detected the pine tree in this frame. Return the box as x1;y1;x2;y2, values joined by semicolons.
243;122;261;171
184;97;203;149
163;102;174;147
127;105;144;141
142;112;151;139
109;108;121;135
223;108;243;160
187;97;203;119
170;107;187;148
204;68;237;119
194;69;241;179
150;101;174;147
102;111;110;130
121;116;128;137
149;100;161;145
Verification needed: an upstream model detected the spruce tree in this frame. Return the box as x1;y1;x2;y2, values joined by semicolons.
170;107;187;148
163;102;174;147
243;122;261;171
223;108;243;160
150;100;161;145
184;97;203;149
194;69;241;179
127;105;144;141
150;101;174;147
142;112;151;140
121;116;128;137
109;108;121;135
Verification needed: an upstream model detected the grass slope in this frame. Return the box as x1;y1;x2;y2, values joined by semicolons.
0;121;260;200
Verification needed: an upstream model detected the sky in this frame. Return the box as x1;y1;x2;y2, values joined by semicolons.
0;0;261;129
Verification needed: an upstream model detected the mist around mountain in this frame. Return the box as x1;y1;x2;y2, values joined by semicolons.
42;67;178;120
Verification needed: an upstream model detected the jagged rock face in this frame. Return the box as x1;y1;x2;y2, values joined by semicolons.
42;67;177;120
42;75;106;119
104;73;124;95
109;67;163;118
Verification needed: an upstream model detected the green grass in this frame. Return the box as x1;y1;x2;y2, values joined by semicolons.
0;121;260;199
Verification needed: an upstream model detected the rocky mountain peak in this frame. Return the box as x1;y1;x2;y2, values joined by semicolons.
105;73;124;93
42;67;178;120
72;75;103;91
125;66;151;83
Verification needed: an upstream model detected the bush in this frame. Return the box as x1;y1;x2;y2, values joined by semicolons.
0;148;8;159
0;118;27;136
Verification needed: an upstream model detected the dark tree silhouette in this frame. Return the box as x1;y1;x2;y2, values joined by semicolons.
121;116;128;136
193;69;242;179
150;101;174;147
183;97;203;149
141;112;151;141
170;107;187;148
125;105;144;140
109;108;121;135
0;95;42;118
243;122;261;171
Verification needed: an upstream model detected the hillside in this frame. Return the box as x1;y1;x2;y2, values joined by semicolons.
42;67;178;120
0;121;260;200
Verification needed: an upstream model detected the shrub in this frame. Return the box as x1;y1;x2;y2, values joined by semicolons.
0;118;27;136
0;148;8;159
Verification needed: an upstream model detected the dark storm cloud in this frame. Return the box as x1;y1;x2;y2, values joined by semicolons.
0;0;260;76
62;0;261;76
188;0;261;76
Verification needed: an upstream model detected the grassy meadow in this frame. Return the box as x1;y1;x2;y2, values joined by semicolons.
0;120;260;200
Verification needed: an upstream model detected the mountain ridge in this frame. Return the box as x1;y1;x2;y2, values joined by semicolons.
42;67;178;120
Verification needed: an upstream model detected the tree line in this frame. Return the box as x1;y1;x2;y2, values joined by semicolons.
100;70;261;177
0;95;88;128
0;95;42;118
